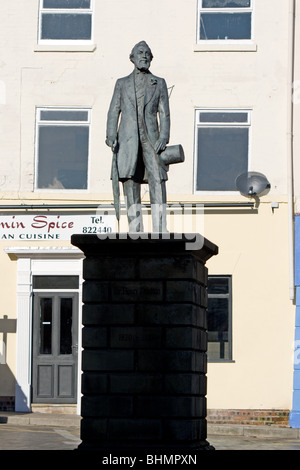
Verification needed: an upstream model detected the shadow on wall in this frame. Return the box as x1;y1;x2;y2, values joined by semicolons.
0;364;16;413
0;315;16;366
0;315;18;413
0;366;28;414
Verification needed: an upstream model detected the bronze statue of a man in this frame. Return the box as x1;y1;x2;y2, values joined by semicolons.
106;41;170;232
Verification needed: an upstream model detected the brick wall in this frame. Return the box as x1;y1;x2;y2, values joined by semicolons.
0;396;15;411
207;409;290;426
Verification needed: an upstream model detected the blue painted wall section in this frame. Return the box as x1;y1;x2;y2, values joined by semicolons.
290;216;300;428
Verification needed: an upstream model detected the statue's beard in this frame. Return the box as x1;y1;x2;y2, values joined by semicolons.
138;61;150;71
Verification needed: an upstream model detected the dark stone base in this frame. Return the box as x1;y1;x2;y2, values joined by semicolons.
71;234;218;453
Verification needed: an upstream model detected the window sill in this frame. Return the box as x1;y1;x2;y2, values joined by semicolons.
208;360;235;363
34;44;97;53
194;42;257;52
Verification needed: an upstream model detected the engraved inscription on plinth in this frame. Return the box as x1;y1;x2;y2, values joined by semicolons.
72;234;218;453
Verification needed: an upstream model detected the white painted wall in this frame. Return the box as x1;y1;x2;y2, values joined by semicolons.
0;0;296;411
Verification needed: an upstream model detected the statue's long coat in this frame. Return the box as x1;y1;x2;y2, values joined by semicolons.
106;71;170;182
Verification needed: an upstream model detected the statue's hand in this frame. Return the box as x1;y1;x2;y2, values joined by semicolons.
106;138;118;153
155;138;167;154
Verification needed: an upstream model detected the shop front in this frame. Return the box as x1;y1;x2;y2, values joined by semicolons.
0;210;115;414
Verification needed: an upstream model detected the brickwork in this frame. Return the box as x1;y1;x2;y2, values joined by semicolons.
207;409;290;426
0;396;14;411
72;234;218;452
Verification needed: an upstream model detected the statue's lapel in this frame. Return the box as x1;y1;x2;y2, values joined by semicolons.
144;74;157;107
124;72;157;108
125;72;137;108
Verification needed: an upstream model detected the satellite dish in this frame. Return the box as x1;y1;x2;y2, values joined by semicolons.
235;172;271;197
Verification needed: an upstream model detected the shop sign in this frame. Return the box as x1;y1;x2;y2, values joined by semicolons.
0;213;116;241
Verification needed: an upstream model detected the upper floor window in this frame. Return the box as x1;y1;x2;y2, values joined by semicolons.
38;0;93;44
197;0;253;42
194;109;251;192
35;108;91;191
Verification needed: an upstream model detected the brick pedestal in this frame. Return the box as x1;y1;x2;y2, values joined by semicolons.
71;233;218;453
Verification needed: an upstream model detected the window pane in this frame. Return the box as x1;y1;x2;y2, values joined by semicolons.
196;127;248;191
33;276;79;290
200;112;248;123
60;298;73;355
43;0;91;9
39;298;52;355
207;298;229;360
37;125;89;189
202;0;250;8
200;12;251;39
207;298;229;332
41;13;92;40
208;277;229;295
40;110;89;122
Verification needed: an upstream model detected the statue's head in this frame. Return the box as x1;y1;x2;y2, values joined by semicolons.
130;41;153;71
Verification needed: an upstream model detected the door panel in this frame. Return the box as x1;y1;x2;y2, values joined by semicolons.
37;364;53;397
58;365;74;398
32;293;78;404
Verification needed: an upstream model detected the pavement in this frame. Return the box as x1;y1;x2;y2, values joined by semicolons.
0;412;300;452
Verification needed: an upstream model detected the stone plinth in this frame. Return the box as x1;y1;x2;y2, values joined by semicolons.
71;233;218;453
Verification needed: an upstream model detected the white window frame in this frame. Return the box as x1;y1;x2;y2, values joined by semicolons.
196;0;255;50
193;108;252;195
38;0;94;46
35;107;91;193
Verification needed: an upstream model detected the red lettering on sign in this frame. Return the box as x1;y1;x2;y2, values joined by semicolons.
31;215;74;233
31;215;48;229
0;216;25;229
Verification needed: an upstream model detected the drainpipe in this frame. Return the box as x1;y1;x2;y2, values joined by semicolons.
287;0;295;301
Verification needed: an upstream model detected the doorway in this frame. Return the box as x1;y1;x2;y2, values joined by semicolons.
32;276;79;404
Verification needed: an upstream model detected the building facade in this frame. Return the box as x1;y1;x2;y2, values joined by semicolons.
290;0;300;429
0;0;298;425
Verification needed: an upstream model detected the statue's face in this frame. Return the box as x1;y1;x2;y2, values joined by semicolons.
132;44;152;71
